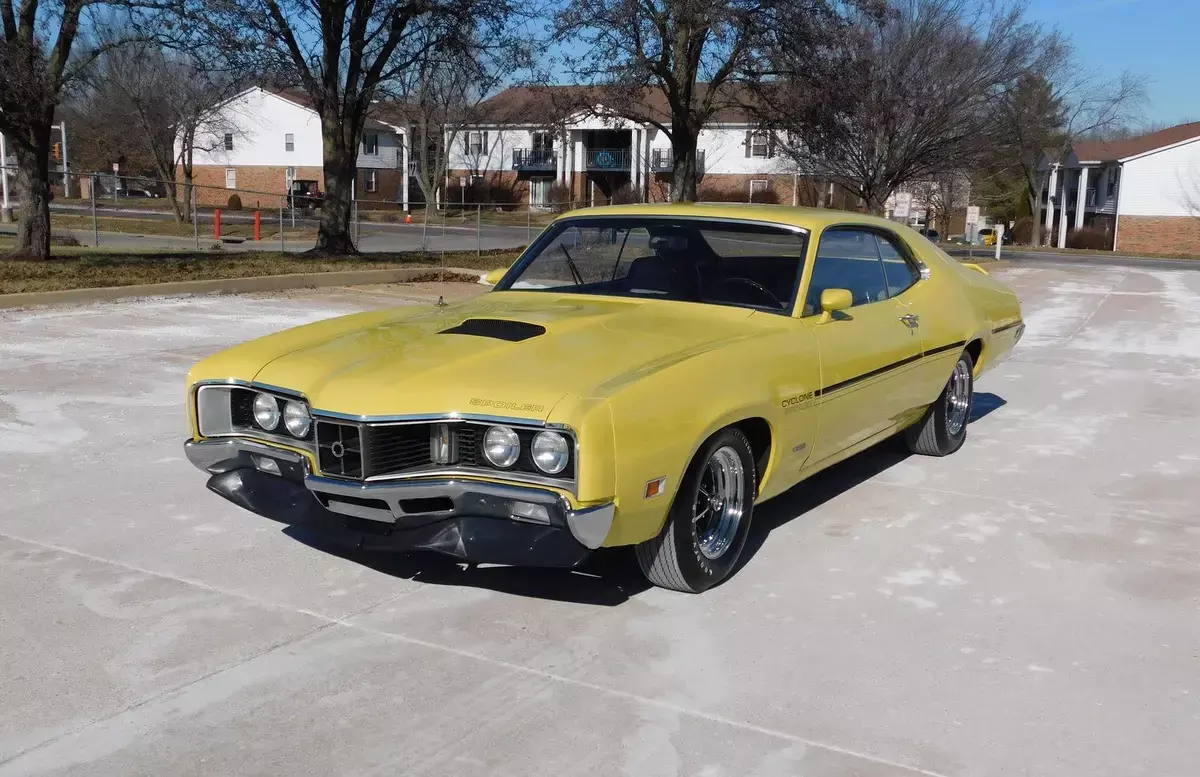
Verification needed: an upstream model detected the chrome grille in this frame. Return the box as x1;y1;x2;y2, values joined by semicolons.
316;420;364;478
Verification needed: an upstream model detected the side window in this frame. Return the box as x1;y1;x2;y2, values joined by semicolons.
875;233;921;297
806;229;888;314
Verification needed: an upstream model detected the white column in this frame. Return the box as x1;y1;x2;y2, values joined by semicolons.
1043;165;1058;244
1075;167;1088;230
59;121;70;198
558;130;568;186
1057;171;1069;248
401;129;410;211
0;132;9;210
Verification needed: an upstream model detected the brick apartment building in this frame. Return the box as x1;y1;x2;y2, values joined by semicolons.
1037;122;1200;254
178;87;412;209
446;85;860;209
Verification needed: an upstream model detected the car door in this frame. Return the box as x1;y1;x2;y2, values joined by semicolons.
803;227;922;467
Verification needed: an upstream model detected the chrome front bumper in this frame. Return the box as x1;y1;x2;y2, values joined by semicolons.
183;438;615;553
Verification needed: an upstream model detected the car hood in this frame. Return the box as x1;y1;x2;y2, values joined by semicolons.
249;291;776;421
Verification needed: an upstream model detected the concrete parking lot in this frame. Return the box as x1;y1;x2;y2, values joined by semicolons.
1;262;1198;776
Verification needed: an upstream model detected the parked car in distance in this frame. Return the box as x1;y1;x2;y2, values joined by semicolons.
919;227;941;242
184;203;1024;593
977;227;1014;246
118;188;158;198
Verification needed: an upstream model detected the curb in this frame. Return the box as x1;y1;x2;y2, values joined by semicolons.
0;266;488;310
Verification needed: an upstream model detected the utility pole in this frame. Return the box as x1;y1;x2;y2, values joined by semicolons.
59;122;71;198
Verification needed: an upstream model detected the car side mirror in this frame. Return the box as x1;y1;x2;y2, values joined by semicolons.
818;288;853;323
481;266;509;286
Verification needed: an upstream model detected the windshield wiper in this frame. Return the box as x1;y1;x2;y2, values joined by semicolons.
559;245;585;286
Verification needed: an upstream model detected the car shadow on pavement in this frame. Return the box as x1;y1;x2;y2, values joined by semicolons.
733;392;1007;579
283;525;651;606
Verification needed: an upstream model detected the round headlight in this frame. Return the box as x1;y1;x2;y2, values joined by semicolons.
283;400;311;438
532;431;570;474
483;425;520;468
252;392;281;430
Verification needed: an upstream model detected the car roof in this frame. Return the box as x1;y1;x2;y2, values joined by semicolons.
554;203;914;235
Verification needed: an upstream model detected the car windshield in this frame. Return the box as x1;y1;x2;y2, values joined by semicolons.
497;217;808;314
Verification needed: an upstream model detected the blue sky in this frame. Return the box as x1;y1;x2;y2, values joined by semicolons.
1027;0;1200;125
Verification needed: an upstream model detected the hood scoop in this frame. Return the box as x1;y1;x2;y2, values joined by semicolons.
439;318;546;342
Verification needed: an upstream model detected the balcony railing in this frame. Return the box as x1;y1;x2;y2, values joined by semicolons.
512;148;557;171
585;148;631;171
649;149;705;173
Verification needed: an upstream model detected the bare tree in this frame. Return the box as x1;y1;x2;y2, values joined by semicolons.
552;0;854;202
764;0;1053;214
912;171;969;235
173;0;523;255
1;0;117;258
92;39;246;222
993;60;1145;245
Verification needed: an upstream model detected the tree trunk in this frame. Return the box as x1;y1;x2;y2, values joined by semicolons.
669;126;701;202
11;134;53;260
1029;175;1043;247
312;137;356;255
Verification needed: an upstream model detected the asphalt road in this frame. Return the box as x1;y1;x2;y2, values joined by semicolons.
1;265;1199;775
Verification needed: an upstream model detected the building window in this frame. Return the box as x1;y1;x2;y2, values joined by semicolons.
285;133;294;152
224;133;233;151
225;169;236;189
749;131;772;158
363;133;378;155
531;131;554;152
749;179;769;199
1107;168;1118;197
467;131;488;155
363;169;378;193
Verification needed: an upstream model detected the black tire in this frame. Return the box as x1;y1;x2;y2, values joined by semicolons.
635;427;756;593
906;350;975;456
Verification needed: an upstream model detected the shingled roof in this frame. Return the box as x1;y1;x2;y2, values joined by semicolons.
472;84;756;125
1073;121;1200;163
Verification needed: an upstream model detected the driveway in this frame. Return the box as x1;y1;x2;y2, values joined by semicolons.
0;264;1197;776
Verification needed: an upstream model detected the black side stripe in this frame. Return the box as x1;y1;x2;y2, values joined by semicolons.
816;340;967;398
923;339;968;358
992;321;1022;335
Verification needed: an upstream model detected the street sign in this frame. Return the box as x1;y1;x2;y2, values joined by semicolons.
459;176;468;188
966;205;981;225
111;162;119;173
893;192;912;220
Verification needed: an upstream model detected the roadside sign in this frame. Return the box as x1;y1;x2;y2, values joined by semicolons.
111;162;119;173
893;192;912;220
459;176;468;188
966;205;980;225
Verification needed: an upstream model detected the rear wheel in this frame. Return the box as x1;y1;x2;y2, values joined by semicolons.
906;351;974;456
635;428;756;593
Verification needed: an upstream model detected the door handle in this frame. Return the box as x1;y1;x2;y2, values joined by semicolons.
899;313;920;328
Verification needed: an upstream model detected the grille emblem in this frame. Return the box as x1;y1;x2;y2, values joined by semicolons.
330;441;345;458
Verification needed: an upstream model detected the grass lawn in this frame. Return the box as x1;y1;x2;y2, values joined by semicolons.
49;214;316;241
0;246;519;295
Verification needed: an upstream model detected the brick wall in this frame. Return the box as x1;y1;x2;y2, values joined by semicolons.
1117;215;1200;256
184;165;325;208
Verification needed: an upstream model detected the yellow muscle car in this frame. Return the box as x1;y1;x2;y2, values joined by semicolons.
184;203;1023;593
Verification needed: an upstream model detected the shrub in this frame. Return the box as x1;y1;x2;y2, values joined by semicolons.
1066;226;1110;250
1010;216;1034;244
609;184;639;205
547;182;574;213
750;187;781;205
226;193;243;210
697;184;744;202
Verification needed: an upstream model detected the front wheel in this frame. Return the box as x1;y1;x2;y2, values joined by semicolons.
906;350;975;456
635;428;756;593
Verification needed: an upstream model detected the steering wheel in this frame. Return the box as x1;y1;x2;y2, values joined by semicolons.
721;277;785;308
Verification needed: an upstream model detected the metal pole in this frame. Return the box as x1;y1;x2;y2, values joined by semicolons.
526;206;531;244
995;223;1004;262
59;122;70;198
90;174;98;246
192;184;199;250
279;197;285;253
476;204;481;256
0;132;9;210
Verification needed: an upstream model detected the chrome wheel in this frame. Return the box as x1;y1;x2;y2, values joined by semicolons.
945;359;972;436
693;446;745;560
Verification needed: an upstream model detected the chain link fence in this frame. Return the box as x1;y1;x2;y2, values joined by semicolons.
0;167;606;256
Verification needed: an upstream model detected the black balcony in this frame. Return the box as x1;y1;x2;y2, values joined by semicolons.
649;149;705;173
585;148;631;171
512;148;557;171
